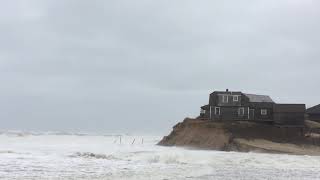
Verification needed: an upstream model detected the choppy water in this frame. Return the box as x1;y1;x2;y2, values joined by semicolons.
0;131;320;180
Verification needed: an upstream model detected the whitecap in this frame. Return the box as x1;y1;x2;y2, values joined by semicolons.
69;152;119;160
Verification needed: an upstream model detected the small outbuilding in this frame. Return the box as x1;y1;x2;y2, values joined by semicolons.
273;104;306;126
307;104;320;122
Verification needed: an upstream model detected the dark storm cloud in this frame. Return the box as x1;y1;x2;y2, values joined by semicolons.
0;0;319;133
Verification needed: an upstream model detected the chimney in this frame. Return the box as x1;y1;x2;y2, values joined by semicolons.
226;89;229;92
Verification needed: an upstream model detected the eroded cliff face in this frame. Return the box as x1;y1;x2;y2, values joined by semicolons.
158;119;231;150
158;118;320;155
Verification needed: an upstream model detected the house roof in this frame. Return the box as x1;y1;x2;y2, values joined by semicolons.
244;94;274;103
211;91;242;95
201;105;210;110
307;104;320;114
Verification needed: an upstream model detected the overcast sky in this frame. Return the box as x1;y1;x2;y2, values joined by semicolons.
0;0;319;134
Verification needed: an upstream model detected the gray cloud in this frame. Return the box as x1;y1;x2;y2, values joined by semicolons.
0;0;320;133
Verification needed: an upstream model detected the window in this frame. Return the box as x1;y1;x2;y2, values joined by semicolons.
222;95;228;103
261;109;267;115
233;95;239;102
238;107;245;116
215;107;220;115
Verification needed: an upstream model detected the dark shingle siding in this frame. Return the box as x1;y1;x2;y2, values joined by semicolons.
274;104;306;113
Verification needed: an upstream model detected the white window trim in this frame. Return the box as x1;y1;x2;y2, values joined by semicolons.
261;109;267;115
215;107;221;115
238;107;245;116
222;95;228;103
233;95;239;102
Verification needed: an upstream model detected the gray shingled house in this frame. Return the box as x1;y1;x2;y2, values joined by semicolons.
200;89;305;126
307;104;320;122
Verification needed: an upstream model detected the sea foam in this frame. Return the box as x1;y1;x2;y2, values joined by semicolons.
0;133;319;180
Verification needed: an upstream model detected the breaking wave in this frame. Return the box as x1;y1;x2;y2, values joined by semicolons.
0;150;15;154
69;152;119;160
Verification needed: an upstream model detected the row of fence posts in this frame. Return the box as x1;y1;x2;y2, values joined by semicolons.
113;136;144;145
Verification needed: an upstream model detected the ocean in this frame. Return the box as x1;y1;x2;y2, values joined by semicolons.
0;131;320;180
